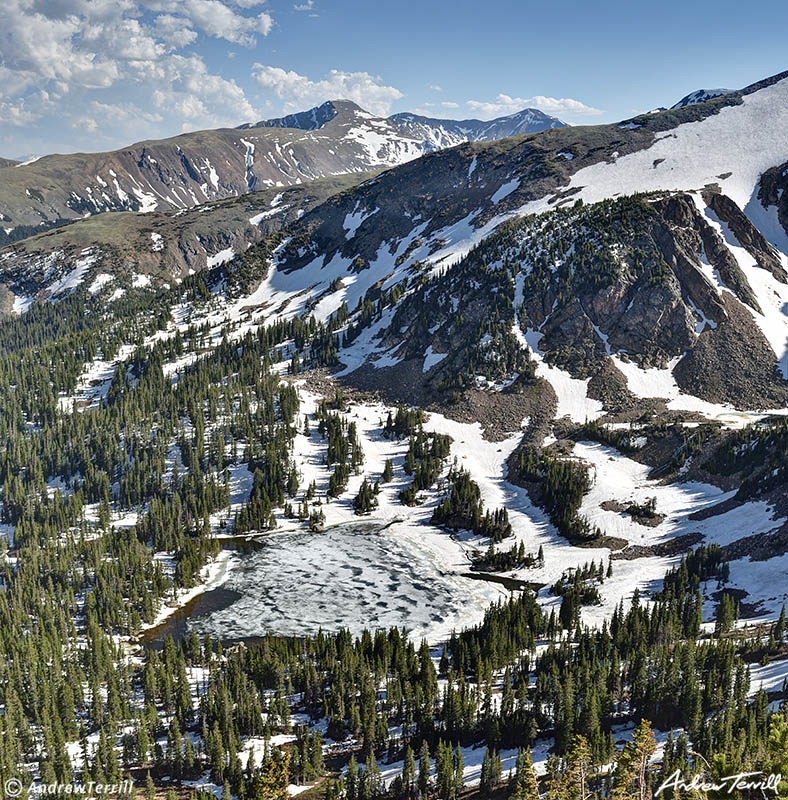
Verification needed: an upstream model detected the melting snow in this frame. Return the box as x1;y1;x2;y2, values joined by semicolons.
206;247;234;268
491;178;520;204
612;355;740;417
88;273;114;295
423;344;448;372
343;201;379;238
512;274;603;422
249;206;287;225
522;76;788;215
696;196;788;378
12;293;33;314
47;250;97;297
132;273;152;288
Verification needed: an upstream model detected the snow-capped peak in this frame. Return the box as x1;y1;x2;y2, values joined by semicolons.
671;88;732;108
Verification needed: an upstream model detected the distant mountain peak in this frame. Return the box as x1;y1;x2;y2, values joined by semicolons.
239;101;567;145
388;107;567;151
671;88;732;109
238;99;369;131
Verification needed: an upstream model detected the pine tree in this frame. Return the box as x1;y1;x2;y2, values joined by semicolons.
774;605;786;644
544;755;569;800
612;719;656;800
566;735;593;800
418;741;431;799
145;771;155;800
511;748;539;800
347;755;359;800
453;746;463;798
768;712;788;795
402;745;417;799
365;753;383;800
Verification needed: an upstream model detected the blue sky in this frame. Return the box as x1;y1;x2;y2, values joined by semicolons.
1;0;786;158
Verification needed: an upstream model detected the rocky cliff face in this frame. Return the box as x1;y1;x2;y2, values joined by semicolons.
254;182;788;413
671;88;732;108
238;100;344;131
344;192;788;411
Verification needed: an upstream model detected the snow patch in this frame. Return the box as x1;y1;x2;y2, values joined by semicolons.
206;247;234;268
423;344;448;372
343;201;379;238
491;178;520;204
88;273;114;295
132;273;152;288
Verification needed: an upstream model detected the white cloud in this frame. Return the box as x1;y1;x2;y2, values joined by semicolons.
0;0;121;94
429;84;442;92
152;54;257;128
183;0;272;45
441;101;459;108
466;93;604;118
0;97;43;127
0;0;273;100
154;14;198;49
0;0;269;153
252;65;404;116
293;0;314;9
81;100;164;125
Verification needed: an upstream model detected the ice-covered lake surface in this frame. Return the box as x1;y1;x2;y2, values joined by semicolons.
185;520;505;643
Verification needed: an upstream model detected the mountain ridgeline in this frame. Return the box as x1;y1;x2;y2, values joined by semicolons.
0;99;567;245
2;70;788;414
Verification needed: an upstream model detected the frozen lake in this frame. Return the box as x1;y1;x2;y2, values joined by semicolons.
151;519;506;645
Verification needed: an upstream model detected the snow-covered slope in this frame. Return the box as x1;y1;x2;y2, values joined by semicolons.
523;75;788;221
0;174;368;296
243;101;567;147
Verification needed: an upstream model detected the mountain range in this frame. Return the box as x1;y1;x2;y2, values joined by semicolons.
3;72;788;413
0;100;565;248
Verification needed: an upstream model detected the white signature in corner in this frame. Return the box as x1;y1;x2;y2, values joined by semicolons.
655;769;782;796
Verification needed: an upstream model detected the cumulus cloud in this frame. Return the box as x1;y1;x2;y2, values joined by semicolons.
183;0;272;46
0;97;44;127
251;65;404;116
293;0;314;9
152;54;257;128
466;93;604;118
0;0;121;94
0;0;270;152
154;14;198;49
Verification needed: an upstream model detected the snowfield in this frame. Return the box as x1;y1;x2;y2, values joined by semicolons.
522;76;788;228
